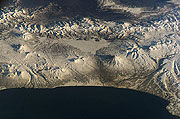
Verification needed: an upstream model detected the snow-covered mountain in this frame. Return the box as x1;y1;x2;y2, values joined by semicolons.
0;0;180;117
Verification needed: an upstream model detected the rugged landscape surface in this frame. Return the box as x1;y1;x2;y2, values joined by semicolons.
1;0;180;117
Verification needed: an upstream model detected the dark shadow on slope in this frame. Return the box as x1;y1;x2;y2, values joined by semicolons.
0;0;12;8
0;87;179;119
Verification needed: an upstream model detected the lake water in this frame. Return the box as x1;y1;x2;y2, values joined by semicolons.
0;86;179;119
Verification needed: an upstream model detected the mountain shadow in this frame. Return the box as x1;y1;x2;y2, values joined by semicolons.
0;0;13;8
0;86;179;119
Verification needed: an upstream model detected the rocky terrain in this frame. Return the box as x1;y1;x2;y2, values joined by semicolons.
1;0;180;117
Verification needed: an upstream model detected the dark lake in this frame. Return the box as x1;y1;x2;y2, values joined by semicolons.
0;86;179;119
